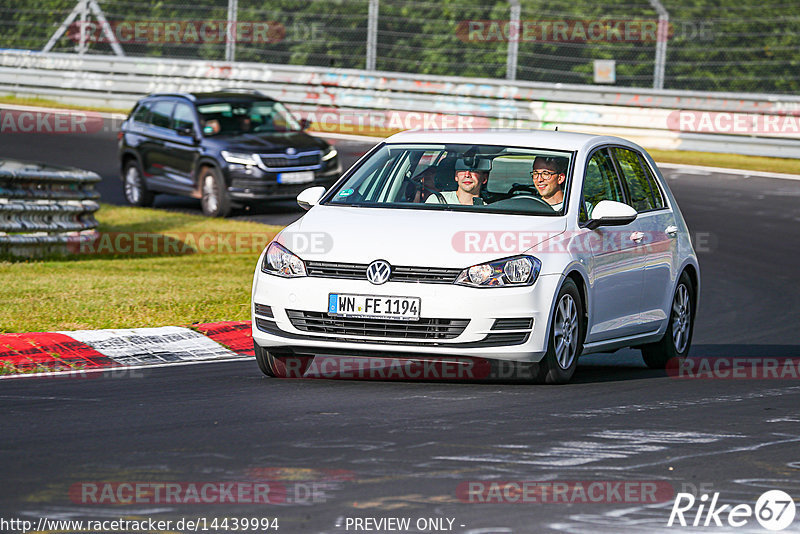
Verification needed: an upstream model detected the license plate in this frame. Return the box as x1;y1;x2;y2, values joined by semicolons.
277;171;314;184
328;293;420;321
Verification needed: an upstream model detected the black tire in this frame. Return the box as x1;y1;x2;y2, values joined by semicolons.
535;278;585;384
199;166;231;217
122;159;155;207
640;271;695;369
253;341;277;377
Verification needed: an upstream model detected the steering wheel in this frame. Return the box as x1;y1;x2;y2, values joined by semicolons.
405;174;446;204
507;183;554;209
427;188;447;204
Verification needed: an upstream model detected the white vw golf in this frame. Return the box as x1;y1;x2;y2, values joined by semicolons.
251;130;699;383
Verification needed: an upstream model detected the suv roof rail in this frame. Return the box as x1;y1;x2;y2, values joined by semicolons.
218;88;266;95
147;93;196;100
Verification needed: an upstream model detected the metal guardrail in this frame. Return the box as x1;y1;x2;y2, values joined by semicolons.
0;158;100;257
1;50;800;158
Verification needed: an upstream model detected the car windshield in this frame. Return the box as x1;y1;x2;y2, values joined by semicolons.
197;100;302;136
326;143;574;215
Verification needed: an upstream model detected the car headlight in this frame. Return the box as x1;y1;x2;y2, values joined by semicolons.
261;242;307;277
321;146;338;161
455;255;541;287
221;150;259;166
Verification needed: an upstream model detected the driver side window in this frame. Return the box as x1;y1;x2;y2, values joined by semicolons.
581;149;624;223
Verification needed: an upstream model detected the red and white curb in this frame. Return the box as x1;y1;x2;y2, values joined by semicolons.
0;321;254;379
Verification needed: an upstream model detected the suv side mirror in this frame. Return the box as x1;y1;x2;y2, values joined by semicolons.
177;126;198;141
297;186;326;211
586;200;638;230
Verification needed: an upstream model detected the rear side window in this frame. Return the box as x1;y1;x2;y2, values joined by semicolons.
581;148;624;221
613;147;663;212
150;101;175;129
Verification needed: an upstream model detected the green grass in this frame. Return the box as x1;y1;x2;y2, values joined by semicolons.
0;94;130;114
0;205;282;333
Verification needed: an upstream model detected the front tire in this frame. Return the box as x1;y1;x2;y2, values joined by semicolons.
200;167;231;217
123;159;155;207
640;271;695;369
535;278;584;384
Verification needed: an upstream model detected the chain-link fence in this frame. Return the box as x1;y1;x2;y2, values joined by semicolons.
1;0;798;94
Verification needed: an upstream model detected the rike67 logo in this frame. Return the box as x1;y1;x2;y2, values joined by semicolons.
668;490;796;531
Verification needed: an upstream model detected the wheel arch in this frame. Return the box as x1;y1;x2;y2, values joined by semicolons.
194;158;223;196
679;261;700;313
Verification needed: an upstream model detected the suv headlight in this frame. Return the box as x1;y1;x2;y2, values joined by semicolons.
321;146;338;161
455;255;541;287
221;150;259;166
261;242;307;277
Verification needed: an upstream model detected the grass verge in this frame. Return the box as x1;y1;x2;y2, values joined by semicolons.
0;204;282;333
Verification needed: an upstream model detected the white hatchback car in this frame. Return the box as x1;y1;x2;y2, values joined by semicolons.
251;130;699;383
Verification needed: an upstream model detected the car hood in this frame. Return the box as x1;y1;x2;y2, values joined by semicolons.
220;131;326;153
277;205;568;268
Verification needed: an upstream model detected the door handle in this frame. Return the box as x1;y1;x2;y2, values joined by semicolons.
630;231;645;243
665;225;679;238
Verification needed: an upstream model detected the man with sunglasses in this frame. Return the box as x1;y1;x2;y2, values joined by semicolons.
530;156;568;210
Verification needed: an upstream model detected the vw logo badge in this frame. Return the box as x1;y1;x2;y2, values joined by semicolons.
286;147;296;155
366;260;391;285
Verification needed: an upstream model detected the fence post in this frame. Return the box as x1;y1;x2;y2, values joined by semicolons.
226;0;238;62
366;0;379;71
648;0;669;89
506;0;520;81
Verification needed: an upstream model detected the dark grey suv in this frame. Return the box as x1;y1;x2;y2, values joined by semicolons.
118;90;341;217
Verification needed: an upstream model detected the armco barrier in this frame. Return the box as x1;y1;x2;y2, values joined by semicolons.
1;50;800;158
0;159;100;257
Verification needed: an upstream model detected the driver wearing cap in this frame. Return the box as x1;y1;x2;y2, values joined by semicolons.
426;157;490;206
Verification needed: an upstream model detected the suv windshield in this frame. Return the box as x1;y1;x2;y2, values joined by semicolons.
197;100;301;136
327;143;573;215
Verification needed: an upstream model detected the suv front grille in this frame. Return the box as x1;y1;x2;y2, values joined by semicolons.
305;261;461;284
258;152;321;170
286;310;469;339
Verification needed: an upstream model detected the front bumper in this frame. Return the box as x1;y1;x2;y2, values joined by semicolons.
226;161;340;201
251;264;562;363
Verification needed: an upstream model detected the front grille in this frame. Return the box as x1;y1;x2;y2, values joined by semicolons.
256;317;527;347
229;180;317;196
492;318;533;330
305;261;461;284
259;152;321;169
286;310;468;339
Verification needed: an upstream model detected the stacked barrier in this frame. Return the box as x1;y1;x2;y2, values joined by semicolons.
0;159;100;257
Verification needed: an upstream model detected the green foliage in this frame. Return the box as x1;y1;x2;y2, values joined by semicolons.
0;0;797;93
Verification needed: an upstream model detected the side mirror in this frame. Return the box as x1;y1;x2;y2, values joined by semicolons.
298;118;312;130
178;126;198;142
586;200;638;230
297;186;326;211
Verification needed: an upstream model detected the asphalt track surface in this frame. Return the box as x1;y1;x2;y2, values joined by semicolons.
2;119;800;533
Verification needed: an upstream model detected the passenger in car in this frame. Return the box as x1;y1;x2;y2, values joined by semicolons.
531;156;568;210
202;118;221;136
425;158;490;206
411;166;440;203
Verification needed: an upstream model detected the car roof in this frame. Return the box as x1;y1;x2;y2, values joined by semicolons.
384;128;635;153
143;91;276;105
